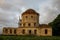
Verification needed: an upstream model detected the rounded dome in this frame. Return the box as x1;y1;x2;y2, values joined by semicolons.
22;9;39;16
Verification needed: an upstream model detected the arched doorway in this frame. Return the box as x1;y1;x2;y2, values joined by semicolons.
34;30;37;34
45;29;48;34
28;30;31;34
22;29;25;34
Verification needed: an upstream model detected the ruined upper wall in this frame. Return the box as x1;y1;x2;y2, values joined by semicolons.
22;9;39;16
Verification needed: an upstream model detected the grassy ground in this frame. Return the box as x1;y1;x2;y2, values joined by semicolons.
0;35;60;40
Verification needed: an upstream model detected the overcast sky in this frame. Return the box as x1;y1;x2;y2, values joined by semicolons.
0;0;60;33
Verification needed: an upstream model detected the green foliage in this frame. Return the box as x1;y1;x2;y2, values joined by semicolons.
0;35;60;40
49;14;60;36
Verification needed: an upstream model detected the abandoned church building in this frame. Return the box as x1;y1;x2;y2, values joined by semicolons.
3;9;52;36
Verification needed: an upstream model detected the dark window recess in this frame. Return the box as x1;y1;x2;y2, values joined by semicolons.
34;30;37;34
20;23;21;26
23;23;25;26
31;16;33;18
45;29;48;34
29;30;31;34
14;29;16;34
26;16;28;18
5;29;8;33
20;20;22;22
22;29;25;34
10;29;12;33
28;23;30;26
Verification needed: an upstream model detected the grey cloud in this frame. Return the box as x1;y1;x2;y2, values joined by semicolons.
40;8;59;24
37;0;60;24
0;4;12;10
0;8;19;27
52;0;60;12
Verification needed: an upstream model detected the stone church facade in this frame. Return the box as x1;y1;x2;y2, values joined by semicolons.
3;9;52;36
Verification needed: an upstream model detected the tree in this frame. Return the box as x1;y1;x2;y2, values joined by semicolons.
49;14;60;36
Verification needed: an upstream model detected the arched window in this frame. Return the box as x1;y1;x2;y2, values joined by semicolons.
29;30;31;34
23;23;25;27
34;30;37;34
10;29;12;34
22;29;25;34
19;23;21;26
28;23;30;26
31;16;33;18
14;29;16;34
5;29;8;33
45;29;48;34
26;16;28;18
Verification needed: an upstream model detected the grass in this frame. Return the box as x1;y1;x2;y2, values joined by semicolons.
0;35;60;40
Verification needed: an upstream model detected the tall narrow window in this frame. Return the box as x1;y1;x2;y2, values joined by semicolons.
23;23;25;27
14;29;16;34
19;23;21;26
31;16;33;18
34;30;37;34
10;29;12;34
28;23;30;26
5;29;8;33
22;29;25;34
45;29;48;34
29;30;31;34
